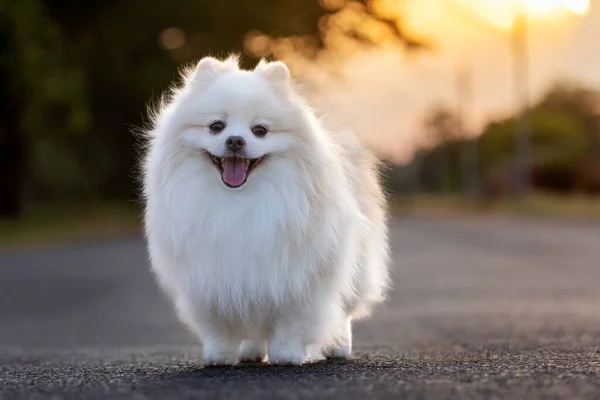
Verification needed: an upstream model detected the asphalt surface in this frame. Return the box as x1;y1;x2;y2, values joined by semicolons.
1;214;600;399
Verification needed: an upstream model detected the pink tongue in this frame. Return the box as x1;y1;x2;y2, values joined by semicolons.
222;156;247;187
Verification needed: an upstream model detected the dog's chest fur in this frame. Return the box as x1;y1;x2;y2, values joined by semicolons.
149;173;348;318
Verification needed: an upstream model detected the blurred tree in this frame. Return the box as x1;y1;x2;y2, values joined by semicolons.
0;0;425;217
535;81;600;194
423;105;461;144
537;79;600;154
1;0;88;215
244;0;428;69
479;109;587;168
421;105;461;193
0;10;26;217
409;79;600;199
477;109;588;196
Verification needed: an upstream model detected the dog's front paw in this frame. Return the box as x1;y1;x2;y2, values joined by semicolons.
325;319;353;360
305;344;326;363
324;345;352;360
239;340;267;363
268;341;305;366
203;342;239;367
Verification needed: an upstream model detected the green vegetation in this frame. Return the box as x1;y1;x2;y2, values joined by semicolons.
390;193;600;221
0;203;141;249
397;80;600;199
0;0;423;218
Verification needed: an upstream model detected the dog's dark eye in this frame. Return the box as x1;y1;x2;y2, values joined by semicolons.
252;125;267;138
209;121;226;133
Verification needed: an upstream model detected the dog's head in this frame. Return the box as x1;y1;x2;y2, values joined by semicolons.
160;55;313;190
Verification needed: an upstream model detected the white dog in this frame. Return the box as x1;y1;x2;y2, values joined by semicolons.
141;55;389;366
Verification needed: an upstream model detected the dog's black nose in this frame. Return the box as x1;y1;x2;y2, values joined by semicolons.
225;136;245;152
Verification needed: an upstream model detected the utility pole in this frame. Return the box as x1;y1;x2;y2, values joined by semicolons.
455;65;479;203
511;12;533;198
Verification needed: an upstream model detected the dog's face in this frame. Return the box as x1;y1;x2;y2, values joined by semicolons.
172;56;308;189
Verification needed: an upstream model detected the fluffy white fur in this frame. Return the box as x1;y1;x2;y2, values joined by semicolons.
142;55;390;366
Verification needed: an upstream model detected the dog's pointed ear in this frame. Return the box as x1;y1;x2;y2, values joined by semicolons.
255;60;292;95
185;56;239;89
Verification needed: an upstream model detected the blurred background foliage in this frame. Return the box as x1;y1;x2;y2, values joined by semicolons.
0;0;598;223
387;80;600;200
0;0;422;218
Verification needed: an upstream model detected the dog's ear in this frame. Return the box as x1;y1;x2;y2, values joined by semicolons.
185;55;239;89
255;60;292;96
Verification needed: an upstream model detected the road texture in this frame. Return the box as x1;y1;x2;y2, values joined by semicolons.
1;214;600;399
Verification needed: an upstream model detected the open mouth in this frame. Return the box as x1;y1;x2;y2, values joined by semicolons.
208;153;266;188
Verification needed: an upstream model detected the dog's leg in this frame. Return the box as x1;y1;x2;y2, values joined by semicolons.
191;317;240;367
268;336;305;366
324;318;352;360
305;343;326;362
239;339;267;363
267;317;306;366
268;293;346;366
177;301;241;367
201;327;241;367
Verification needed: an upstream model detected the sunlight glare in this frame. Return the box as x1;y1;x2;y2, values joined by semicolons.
453;0;590;30
522;0;590;16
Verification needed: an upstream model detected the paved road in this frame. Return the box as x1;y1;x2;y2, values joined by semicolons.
1;215;600;399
